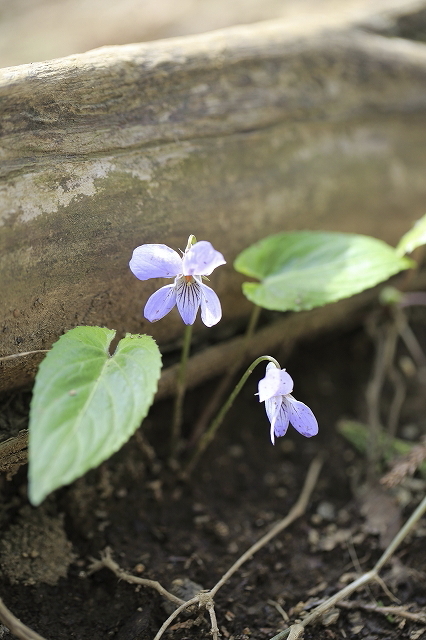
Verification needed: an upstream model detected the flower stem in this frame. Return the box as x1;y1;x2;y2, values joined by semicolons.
183;355;280;477
189;304;261;447
170;323;193;460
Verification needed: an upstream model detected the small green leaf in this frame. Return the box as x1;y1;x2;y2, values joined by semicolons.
396;213;426;256
29;326;162;505
234;231;413;312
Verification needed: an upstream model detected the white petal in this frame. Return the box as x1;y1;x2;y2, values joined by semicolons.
129;244;182;280
200;283;222;327
258;365;293;402
286;396;318;437
144;284;177;322
175;277;201;325
265;396;290;444
182;241;226;276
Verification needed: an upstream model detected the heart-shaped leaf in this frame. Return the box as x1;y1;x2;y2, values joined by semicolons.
29;327;162;505
234;231;413;312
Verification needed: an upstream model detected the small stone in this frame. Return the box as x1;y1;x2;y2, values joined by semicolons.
227;542;238;554
229;445;244;458
134;563;145;574
214;521;230;538
275;487;287;498
317;501;335;521
351;625;364;634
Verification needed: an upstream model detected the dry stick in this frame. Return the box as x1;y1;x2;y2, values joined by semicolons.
286;625;305;640
88;548;185;606
97;457;323;640
337;600;426;624
0;350;49;362
387;361;406;438
153;456;322;640
156;287;380;401
153;596;201;640
269;494;426;640
198;592;220;640
398;319;426;368
0;598;47;640
206;604;220;639
209;455;323;597
365;320;398;479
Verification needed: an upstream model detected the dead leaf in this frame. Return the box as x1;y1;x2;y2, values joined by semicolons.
359;484;402;548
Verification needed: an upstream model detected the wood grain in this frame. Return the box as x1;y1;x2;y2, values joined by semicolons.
2;2;426;389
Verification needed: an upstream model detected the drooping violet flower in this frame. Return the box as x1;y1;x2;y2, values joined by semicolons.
129;236;226;326
258;363;318;444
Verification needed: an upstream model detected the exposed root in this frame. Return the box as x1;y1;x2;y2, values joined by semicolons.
0;597;47;640
93;456;323;640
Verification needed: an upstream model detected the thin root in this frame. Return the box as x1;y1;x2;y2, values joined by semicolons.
337;600;426;624
0;597;47;640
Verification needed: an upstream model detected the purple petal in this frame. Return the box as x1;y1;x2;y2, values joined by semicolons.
182;241;226;276
200;282;222;327
144;284;177;322
265;396;290;444
258;363;293;402
286;396;318;437
130;244;182;280
176;277;201;325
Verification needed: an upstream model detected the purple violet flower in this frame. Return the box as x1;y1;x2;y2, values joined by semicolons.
258;363;318;444
129;236;226;326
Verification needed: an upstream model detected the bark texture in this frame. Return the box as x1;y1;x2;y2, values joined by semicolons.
2;1;426;389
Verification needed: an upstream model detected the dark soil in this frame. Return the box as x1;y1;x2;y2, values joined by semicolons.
1;321;426;640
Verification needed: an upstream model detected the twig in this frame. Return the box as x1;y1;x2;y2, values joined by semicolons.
365;321;398;477
287;625;305;640
210;455;323;597
374;575;400;604
96;458;322;640
199;593;220;640
387;362;406;438
398;320;426;368
269;494;426;639
0;350;49;362
267;600;289;623
0;597;47;640
152;596;200;640
151;453;322;639
88;548;185;606
337;600;426;624
156;288;377;401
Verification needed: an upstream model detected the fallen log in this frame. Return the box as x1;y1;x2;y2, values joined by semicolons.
2;1;426;390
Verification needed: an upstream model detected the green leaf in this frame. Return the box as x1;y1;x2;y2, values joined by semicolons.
234;231;413;312
396;213;426;256
28;327;162;505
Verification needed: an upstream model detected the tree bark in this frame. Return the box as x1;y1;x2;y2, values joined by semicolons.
2;1;426;389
